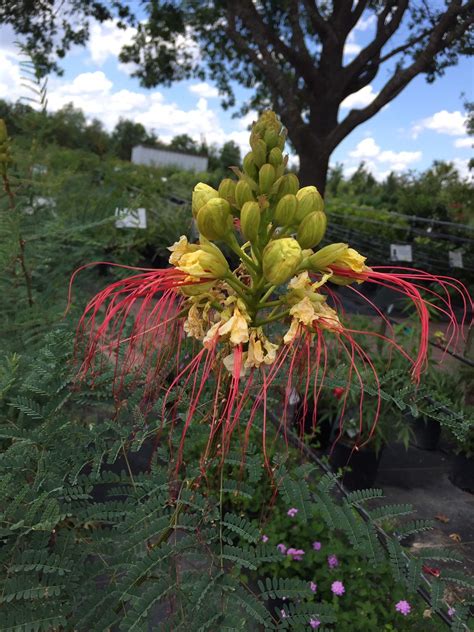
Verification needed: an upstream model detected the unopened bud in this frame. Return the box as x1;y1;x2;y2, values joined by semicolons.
309;243;348;270
250;138;267;167
240;201;261;242
263;238;303;285
295;186;324;222
268;147;283;168
192;182;219;218
274;173;299;199
243;152;258;180
235;180;255;209
218;178;236;204
264;128;280;149
177;249;229;279
258;163;276;194
197;197;232;241
274;194;297;226
0;119;7;144
296;211;327;249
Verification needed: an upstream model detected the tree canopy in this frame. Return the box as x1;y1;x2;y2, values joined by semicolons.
2;1;473;192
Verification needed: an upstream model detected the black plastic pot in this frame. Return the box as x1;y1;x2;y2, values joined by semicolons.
409;415;441;451
328;441;383;491
449;454;474;493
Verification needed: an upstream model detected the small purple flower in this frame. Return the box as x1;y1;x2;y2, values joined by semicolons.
310;581;317;593
309;618;320;629
280;609;287;619
331;581;345;596
287;507;299;518
277;543;287;554
286;547;305;561
448;607;455;617
327;554;339;569
395;600;411;616
312;541;322;551
261;534;269;543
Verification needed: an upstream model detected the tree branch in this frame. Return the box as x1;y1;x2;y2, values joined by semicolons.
341;0;409;96
330;0;474;149
235;1;317;86
224;9;305;135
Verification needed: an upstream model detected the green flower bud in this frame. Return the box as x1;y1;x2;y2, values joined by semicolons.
274;194;297;226
0;119;7;144
235;180;255;209
258;163;276;194
197;197;232;241
262;237;303;285
178;249;228;279
199;237;230;271
218;178;236;203
277;133;286;151
192;182;219;218
294;186;319;222
240;201;261;242
296;211;327;249
274;173;300;200
268;147;283;168
264;128;280;149
308;243;348;270
250;138;267;167
243;152;258;180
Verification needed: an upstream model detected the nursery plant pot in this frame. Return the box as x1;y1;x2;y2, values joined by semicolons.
408;415;441;451
449;454;474;494
329;441;383;491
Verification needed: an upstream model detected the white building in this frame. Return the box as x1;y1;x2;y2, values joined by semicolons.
131;145;208;172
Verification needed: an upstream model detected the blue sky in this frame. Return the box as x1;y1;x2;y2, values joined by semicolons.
0;12;472;181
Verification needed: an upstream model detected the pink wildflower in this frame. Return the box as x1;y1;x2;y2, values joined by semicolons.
395;600;411;616
327;554;339;568
287;507;299;518
310;618;320;629
312;541;321;551
448;607;455;617
261;534;269;543
277;543;287;554
286;547;305;561
331;581;345;596
310;581;317;593
280;609;287;619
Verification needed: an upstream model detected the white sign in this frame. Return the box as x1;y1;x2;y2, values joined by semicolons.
390;244;413;262
115;207;147;229
448;250;464;269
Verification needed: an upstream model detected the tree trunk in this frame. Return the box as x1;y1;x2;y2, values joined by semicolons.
296;143;331;197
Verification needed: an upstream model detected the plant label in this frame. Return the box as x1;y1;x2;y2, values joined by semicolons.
115;207;147;229
390;244;412;262
448;250;463;269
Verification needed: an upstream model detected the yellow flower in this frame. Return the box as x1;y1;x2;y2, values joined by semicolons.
218;307;250;346
333;247;367;273
245;329;279;369
177;250;228;279
283;296;341;343
183;304;206;339
168;235;197;265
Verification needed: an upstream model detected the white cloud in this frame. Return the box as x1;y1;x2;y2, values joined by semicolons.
355;14;376;31
454;137;472;148
341;85;378;109
348;136;422;179
189;82;219;99
343;31;361;57
412;110;467;138
0;50;23;102
349;137;380;158
451;158;472;181
87;20;136;66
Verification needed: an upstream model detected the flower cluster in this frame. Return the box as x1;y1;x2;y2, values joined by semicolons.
74;110;471;467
